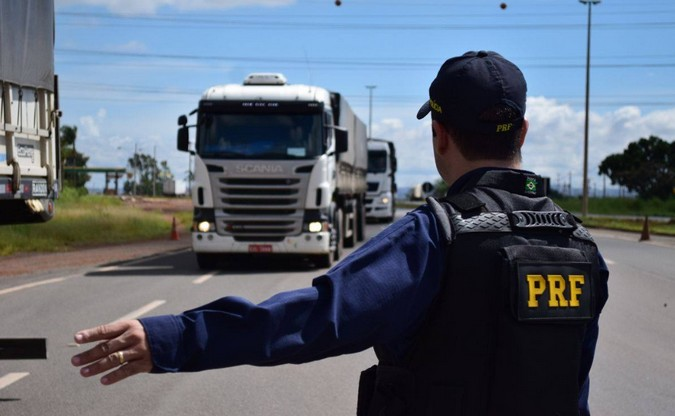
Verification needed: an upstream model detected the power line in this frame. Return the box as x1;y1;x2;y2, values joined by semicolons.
56;48;675;70
59;81;675;108
56;19;675;31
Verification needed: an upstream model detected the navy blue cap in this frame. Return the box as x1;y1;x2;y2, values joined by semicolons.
417;51;527;134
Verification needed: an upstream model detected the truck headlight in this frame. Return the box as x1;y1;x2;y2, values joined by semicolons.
197;221;213;233
381;196;390;204
308;221;323;233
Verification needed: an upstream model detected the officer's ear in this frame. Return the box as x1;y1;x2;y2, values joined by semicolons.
518;118;529;148
432;120;450;155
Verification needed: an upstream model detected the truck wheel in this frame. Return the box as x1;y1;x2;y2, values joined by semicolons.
196;253;219;270
356;197;366;242
314;253;333;269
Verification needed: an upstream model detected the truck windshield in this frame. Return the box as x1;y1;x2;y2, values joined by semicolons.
368;150;388;173
198;113;323;159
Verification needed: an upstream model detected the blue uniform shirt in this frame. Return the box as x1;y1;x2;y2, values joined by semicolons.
140;168;607;414
141;203;445;370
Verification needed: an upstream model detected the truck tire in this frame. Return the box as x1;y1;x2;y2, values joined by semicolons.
196;253;219;270
356;196;366;242
314;253;333;269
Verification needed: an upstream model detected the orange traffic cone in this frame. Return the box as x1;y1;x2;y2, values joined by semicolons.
170;217;180;240
639;216;650;241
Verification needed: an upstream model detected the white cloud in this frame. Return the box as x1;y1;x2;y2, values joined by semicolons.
371;116;437;188
56;0;295;15
79;109;106;137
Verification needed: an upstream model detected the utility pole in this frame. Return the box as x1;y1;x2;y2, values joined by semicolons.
133;143;137;196
366;85;376;138
580;0;601;217
153;145;157;197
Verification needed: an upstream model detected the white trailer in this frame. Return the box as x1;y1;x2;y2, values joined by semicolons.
177;73;368;269
365;138;397;222
0;1;60;225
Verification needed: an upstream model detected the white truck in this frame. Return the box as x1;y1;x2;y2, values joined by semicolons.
365;138;397;223
0;1;60;225
177;73;368;269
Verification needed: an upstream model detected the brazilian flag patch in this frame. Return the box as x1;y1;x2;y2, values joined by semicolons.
525;177;538;195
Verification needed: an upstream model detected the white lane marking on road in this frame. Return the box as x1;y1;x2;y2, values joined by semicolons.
0;372;30;390
605;259;616;265
193;271;218;285
0;274;80;297
98;248;191;272
97;265;174;272
114;300;166;322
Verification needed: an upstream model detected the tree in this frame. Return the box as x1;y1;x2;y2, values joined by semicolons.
598;135;675;200
432;178;448;198
60;125;90;190
124;152;173;196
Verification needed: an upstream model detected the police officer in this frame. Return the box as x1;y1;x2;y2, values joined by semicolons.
72;51;609;416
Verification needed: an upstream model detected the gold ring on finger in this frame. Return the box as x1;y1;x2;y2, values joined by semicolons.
114;350;126;365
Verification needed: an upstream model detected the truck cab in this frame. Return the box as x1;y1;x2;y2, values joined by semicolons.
365;139;397;223
177;73;367;269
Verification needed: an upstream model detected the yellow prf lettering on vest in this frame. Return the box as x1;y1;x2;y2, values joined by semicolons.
496;123;513;133
526;274;586;308
527;274;546;307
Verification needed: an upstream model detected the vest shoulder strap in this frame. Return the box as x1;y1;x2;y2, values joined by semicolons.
426;196;454;245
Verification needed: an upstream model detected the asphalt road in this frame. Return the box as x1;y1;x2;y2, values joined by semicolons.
1;215;674;415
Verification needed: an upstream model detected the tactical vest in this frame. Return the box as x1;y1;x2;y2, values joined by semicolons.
357;183;602;416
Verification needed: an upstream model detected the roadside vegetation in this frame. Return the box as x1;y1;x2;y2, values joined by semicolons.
0;188;192;256
553;197;675;235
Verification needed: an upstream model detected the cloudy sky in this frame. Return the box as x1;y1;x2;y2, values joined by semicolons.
54;0;675;195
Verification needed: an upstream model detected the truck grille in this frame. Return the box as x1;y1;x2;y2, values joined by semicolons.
212;173;308;241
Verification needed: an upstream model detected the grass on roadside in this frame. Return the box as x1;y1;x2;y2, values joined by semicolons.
553;197;675;236
0;189;192;256
552;196;675;218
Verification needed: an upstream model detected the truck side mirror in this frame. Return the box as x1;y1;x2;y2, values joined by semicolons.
422;182;434;194
177;126;189;152
335;128;348;153
177;115;188;126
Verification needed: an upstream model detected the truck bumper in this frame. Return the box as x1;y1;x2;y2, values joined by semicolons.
366;192;394;219
192;231;331;254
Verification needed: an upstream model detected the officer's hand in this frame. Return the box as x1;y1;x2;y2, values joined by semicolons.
71;320;153;385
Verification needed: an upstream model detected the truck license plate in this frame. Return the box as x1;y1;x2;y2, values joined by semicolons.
32;181;48;197
248;244;273;253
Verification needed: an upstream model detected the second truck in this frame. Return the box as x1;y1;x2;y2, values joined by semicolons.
178;73;368;269
365;138;397;223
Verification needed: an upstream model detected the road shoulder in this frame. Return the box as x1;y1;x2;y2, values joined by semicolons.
0;234;191;278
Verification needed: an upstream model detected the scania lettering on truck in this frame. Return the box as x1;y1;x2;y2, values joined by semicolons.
365;138;397;222
177;73;368;269
0;0;60;225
